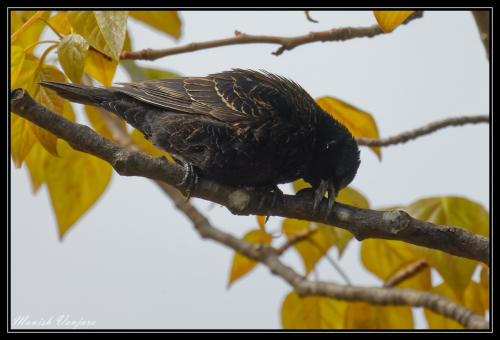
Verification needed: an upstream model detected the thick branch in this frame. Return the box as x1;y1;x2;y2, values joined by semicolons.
10;88;489;266
121;12;423;61
471;11;490;60
156;181;488;329
356;115;489;147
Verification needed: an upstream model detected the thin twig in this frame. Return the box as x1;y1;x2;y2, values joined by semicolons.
277;230;314;255
324;253;352;286
383;259;428;288
9;88;490;266
120;12;423;61
356;115;489;147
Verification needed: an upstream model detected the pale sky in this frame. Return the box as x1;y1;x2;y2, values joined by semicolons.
11;11;489;329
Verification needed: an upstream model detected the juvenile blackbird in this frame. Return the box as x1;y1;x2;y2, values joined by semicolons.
40;69;360;217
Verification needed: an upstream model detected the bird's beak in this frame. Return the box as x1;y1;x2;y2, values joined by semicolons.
313;178;337;219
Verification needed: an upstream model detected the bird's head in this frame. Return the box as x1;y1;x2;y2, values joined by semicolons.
304;115;361;216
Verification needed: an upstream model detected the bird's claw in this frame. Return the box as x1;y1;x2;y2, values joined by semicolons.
176;158;198;202
258;184;283;223
312;178;337;219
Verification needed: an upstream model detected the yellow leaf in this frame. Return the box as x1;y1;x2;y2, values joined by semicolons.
374;11;414;33
62;99;76;122
58;33;89;83
24;101;75;193
425;280;488;329
13;59;39;88
122;62;179;83
316;96;381;159
337;186;369;209
463;281;487;317
404;197;489;298
129;11;181;40
24;102;77;192
84;48;117;86
479;265;489;311
345;302;413;329
228;229;272;287
10;59;39;168
26;65;67;157
292;178;310;193
256;215;266;233
424;283;464;329
44;140;112;238
304;11;318;23
361;239;431;291
141;67;179;80
48;12;72;35
67;11;128;62
316;223;353;258
11;11;51;48
11;45;25;87
282;219;333;274
129;129;173;162
282;291;347;329
10;113;37;169
24;142;48;193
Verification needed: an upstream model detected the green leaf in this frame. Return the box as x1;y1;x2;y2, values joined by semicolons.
67;11;127;61
58;33;89;83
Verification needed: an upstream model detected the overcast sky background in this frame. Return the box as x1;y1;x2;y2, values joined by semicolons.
11;11;489;329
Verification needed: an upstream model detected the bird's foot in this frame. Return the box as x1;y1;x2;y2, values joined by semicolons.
174;157;199;202
257;184;284;223
312;178;337;220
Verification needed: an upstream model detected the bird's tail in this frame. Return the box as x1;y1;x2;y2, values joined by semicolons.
39;81;115;107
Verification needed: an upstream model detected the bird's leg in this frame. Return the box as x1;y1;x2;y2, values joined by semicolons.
312;179;328;216
173;155;199;202
325;178;337;220
258;184;284;223
312;178;337;219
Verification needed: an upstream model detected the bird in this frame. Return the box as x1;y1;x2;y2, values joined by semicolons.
40;69;360;218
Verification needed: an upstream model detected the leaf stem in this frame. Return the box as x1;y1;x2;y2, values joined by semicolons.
36;17;64;39
23;40;60;53
38;44;58;67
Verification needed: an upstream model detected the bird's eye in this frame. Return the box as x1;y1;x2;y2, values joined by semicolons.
326;140;337;149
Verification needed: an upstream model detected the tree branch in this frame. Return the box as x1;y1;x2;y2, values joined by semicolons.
471;11;490;60
10;88;489;266
121;12;423;61
154;180;488;329
356;115;489;147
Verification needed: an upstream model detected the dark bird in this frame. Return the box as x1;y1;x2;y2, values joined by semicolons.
40;69;360;218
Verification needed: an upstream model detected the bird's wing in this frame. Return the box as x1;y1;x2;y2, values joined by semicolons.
207;69;317;123
113;78;199;114
113;69;318;124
